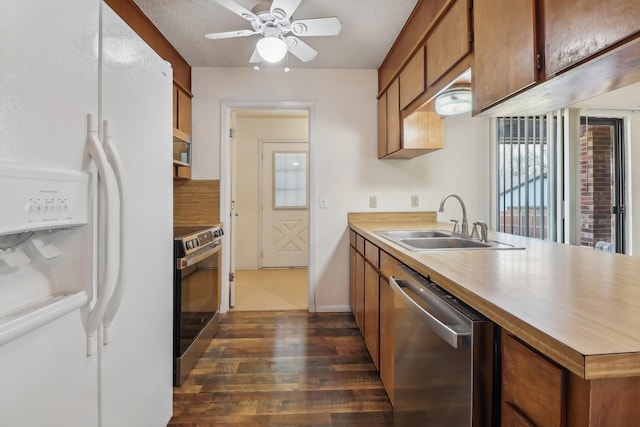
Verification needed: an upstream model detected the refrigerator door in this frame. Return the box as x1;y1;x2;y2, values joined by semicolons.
98;5;174;427
0;0;100;426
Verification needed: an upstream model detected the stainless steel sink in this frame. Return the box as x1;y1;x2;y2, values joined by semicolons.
376;230;452;239
401;237;492;249
375;230;522;251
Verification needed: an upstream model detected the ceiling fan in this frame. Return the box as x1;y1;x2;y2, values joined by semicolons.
205;0;342;65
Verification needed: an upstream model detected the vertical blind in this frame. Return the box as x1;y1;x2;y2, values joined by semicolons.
496;116;551;239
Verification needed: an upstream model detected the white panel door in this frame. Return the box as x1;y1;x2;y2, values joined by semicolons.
98;5;173;427
261;142;309;268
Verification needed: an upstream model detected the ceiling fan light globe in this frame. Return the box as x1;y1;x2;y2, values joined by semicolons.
257;37;287;63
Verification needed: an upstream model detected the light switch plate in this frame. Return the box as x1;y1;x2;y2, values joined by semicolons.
369;196;377;209
411;195;419;208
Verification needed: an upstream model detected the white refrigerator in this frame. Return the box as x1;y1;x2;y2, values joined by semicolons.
0;1;173;426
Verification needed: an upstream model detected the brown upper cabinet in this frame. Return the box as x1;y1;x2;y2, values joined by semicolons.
472;0;640;115
378;79;401;158
174;83;192;137
472;0;538;114
426;0;471;87
543;0;640;77
399;47;426;110
377;0;472;159
378;79;444;159
173;83;192;179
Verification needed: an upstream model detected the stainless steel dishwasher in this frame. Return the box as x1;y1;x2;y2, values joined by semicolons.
390;265;494;427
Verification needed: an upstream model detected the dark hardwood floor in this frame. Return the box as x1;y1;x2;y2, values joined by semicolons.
169;310;394;427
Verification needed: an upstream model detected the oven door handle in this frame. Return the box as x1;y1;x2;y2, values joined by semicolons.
177;241;221;270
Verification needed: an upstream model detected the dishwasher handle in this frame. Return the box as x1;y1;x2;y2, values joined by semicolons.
389;275;470;349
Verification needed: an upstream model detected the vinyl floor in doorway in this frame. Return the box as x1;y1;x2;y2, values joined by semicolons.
169;311;394;427
232;269;308;311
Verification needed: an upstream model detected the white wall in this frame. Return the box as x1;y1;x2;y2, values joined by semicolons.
235;116;309;269
192;67;491;311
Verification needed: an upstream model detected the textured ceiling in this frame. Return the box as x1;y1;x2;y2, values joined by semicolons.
132;0;419;69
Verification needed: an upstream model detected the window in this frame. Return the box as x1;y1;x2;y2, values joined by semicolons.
496;116;553;239
273;152;308;209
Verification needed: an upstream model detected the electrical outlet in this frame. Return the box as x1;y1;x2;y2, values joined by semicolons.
369;196;377;209
411;195;419;208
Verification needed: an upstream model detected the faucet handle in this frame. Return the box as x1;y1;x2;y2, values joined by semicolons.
450;219;459;234
471;224;480;240
473;221;489;242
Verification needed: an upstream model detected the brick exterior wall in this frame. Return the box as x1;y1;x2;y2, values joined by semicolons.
499;207;548;239
580;125;613;248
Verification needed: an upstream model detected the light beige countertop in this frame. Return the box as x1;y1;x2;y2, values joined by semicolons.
349;212;640;380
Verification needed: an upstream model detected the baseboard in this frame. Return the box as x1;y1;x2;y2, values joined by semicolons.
315;305;351;313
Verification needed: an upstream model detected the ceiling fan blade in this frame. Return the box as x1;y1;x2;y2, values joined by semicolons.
285;36;317;62
214;0;260;21
204;29;257;40
290;17;342;37
249;48;262;64
270;0;303;20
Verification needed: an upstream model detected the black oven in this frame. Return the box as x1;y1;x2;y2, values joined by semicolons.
173;225;223;385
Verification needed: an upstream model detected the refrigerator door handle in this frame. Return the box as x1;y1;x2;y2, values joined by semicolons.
85;114;121;356
102;120;126;345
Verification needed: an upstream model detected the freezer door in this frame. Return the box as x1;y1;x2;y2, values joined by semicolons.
0;0;100;426
98;5;174;427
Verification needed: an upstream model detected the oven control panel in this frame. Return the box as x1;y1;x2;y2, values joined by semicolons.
175;226;224;259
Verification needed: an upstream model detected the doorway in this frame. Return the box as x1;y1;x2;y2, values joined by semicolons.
578;116;626;253
261;142;309;268
222;105;313;312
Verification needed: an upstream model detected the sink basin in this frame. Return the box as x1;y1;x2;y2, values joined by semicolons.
401;237;491;249
374;230;522;251
376;230;452;239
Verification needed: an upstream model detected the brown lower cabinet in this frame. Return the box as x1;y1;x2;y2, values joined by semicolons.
350;232;382;373
379;276;394;405
349;227;640;424
364;263;380;369
501;332;566;427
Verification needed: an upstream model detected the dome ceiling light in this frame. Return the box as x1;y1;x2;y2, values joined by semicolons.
435;84;472;116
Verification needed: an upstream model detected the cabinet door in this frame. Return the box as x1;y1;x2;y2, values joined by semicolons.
544;0;640;77
176;87;192;135
386;79;401;155
349;245;356;315
377;92;388;158
473;0;538;113
426;0;470;87
379;277;394;404
399;46;425;110
173;84;179;129
364;262;380;370
402;108;444;152
355;251;365;332
502;333;566;427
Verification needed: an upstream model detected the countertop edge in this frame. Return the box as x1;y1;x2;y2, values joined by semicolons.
349;219;640;380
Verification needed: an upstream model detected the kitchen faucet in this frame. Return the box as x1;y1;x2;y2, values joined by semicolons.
439;193;469;236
